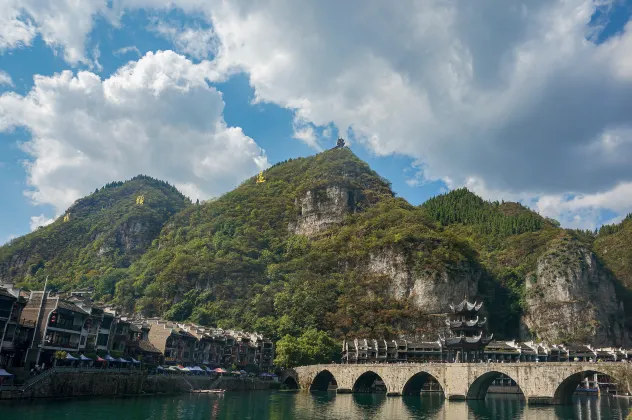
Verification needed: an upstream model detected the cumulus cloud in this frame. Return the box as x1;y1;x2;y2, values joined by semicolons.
0;71;13;86
0;0;115;64
2;0;632;227
0;50;268;214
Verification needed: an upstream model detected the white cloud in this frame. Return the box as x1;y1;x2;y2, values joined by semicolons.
29;215;54;231
0;50;268;213
152;21;218;60
2;0;632;228
0;0;115;64
0;71;13;86
113;46;141;57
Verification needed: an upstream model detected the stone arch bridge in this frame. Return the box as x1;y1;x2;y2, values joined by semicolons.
281;362;626;405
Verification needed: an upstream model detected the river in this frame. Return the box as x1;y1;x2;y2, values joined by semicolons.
1;392;630;419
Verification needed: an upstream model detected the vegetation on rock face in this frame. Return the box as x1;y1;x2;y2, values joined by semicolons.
595;215;632;289
1;148;632;347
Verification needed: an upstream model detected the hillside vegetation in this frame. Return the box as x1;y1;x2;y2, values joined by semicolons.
1;148;630;347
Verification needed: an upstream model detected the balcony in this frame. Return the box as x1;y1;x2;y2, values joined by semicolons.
43;340;80;350
48;322;83;333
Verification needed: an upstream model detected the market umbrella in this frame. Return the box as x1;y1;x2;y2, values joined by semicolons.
0;369;13;377
65;353;78;361
104;354;116;362
118;357;130;363
96;356;106;362
130;358;141;364
79;354;92;361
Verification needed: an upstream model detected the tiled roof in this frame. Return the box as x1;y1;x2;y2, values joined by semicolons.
57;300;89;314
138;340;163;354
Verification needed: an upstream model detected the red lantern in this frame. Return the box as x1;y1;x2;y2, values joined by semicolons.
50;312;57;324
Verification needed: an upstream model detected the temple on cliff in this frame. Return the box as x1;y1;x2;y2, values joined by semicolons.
439;299;493;363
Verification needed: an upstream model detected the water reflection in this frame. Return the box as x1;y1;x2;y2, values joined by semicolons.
0;390;629;419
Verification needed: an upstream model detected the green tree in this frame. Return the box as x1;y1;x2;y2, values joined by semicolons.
274;329;339;368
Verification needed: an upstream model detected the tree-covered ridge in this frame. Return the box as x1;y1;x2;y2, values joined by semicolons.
595;216;632;290
0;175;190;295
422;188;546;236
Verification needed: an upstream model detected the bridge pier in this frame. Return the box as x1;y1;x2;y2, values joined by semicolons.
447;394;466;401
336;388;352;394
386;391;401;397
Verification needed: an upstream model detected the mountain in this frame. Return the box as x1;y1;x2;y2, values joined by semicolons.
1;149;630;346
0;175;190;297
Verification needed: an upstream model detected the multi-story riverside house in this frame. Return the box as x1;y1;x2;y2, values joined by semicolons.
146;320;197;365
0;284;27;368
21;291;89;367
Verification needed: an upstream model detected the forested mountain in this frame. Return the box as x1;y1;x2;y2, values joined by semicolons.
0;175;190;295
1;148;630;347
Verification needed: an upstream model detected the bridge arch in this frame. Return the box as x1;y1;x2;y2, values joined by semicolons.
553;369;614;405
466;371;524;400
402;371;445;397
310;369;338;391
352;370;388;394
283;375;299;389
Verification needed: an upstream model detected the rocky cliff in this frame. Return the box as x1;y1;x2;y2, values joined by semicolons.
291;185;360;237
523;237;629;346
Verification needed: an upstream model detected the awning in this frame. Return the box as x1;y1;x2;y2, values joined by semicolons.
0;369;13;377
130;358;141;364
65;353;78;361
79;354;92;361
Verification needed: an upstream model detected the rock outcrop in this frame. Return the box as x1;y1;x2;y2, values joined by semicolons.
523;238;629;346
368;248;479;314
291;185;360;236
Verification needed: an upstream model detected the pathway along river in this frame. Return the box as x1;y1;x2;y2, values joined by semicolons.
1;392;630;419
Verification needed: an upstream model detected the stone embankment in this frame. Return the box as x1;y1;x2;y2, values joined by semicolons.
0;367;278;400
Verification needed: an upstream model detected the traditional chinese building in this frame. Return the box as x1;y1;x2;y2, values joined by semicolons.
439;299;492;362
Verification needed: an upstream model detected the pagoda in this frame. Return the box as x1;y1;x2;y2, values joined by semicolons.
439;299;492;363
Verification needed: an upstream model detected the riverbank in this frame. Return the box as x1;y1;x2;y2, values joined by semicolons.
0;369;279;400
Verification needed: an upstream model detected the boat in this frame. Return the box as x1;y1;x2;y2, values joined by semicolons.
190;389;226;394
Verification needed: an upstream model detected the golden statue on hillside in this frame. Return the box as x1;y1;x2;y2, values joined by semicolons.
63;213;70;222
136;195;145;205
256;172;266;184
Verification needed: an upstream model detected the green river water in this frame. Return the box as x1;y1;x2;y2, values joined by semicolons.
1;392;629;419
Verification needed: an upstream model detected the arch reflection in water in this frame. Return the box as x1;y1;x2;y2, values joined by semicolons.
402;393;445;418
467;394;525;420
553;370;610;405
310;369;338;392
352;371;387;394
402;371;445;396
466;371;525;401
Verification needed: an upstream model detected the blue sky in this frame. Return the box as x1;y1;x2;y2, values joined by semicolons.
1;1;631;244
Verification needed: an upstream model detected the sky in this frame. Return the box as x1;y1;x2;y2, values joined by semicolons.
0;0;631;244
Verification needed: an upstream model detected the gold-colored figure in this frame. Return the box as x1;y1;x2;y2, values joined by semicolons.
256;172;266;184
136;195;145;205
63;213;70;222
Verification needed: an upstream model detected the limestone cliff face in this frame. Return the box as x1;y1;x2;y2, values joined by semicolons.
523;238;629;346
367;248;479;315
291;185;360;237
